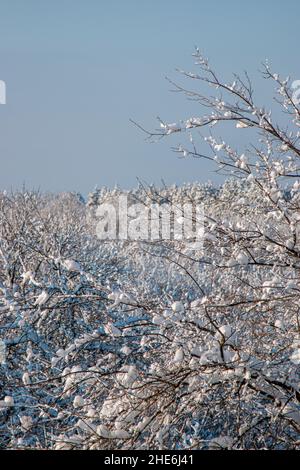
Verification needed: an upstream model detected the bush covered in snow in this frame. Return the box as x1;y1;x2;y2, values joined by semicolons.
1;53;300;449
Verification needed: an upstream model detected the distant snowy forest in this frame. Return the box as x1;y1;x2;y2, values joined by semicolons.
1;51;300;449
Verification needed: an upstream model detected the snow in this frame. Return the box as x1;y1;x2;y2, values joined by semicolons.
35;291;49;306
1;95;300;449
110;429;130;439
290;349;300;365
121;345;132;355
160;122;181;134
104;322;122;336
209;436;233;449
0;340;6;364
236;121;249;128
274;319;284;329
22;372;31;386
171;301;185;313
97;424;110;438
173;348;184;364
73;395;85;408
62;259;82;272
214;143;225;152
235;252;249;265
21;271;34;283
4;396;14;406
20;416;33;431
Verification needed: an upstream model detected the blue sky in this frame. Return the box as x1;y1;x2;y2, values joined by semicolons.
0;0;299;195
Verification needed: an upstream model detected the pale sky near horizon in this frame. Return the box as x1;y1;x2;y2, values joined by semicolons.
0;0;299;195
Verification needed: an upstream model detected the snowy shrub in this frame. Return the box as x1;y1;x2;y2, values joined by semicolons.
1;52;300;449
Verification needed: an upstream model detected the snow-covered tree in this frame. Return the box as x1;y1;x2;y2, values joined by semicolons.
1;51;300;450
